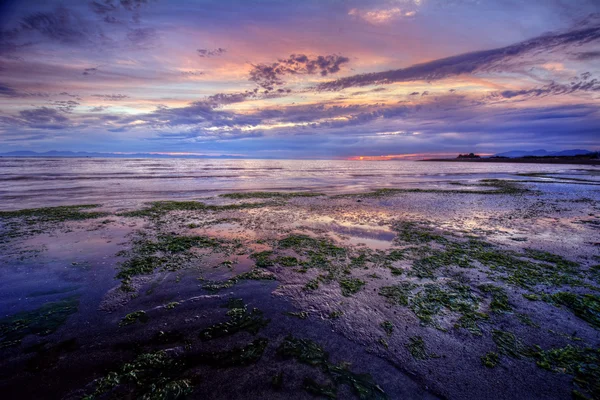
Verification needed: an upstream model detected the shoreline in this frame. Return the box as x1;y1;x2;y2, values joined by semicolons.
421;157;600;165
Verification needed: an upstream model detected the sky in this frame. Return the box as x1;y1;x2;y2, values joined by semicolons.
0;0;599;159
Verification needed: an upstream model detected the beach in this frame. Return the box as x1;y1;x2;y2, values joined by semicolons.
0;158;599;399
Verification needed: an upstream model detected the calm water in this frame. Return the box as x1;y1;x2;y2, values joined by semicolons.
0;157;596;209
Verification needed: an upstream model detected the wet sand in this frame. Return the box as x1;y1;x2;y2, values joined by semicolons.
0;172;599;400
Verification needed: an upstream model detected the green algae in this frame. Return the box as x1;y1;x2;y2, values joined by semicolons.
406;336;433;360
491;330;533;359
277;336;329;366
277;256;299;266
479;284;512;313
165;302;179;310
121;200;269;218
250;250;275;267
339;277;366;296
545;292;600;330
393;221;448;245
202;267;275;292
286;311;309;319
488;328;600;398
532;345;600;399
304;277;321;291
220;191;323;199
303;377;337;399
195;338;268;367
0;296;79;348
279;234;346;258
83;351;192;400
378;282;415;306
119;310;149;327
481;351;499;368
380;281;485;333
380;320;394;336
277;336;387;400
336;180;528;198
199;300;270;341
0;204;106;223
116;233;226;289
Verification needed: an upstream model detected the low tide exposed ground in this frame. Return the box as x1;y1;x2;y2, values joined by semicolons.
0;171;599;400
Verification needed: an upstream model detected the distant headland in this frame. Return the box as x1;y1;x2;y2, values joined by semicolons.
423;149;600;165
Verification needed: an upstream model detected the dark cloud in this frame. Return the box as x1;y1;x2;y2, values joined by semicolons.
0;82;49;98
92;94;129;101
17;107;71;129
317;22;600;91
18;6;100;46
250;53;350;89
52;100;79;113
127;27;157;48
83;67;98;75
197;48;226;58
573;51;600;60
496;74;600;99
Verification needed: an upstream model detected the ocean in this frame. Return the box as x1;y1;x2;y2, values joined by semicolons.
0;157;595;209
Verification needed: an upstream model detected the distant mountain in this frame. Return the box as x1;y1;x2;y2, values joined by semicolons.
0;151;247;159
494;149;593;158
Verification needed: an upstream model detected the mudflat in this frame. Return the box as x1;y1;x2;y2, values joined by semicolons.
0;171;599;400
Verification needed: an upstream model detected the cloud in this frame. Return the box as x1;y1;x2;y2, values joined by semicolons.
18;6;101;45
0;82;49;98
51;100;79;113
573;51;600;60
92;94;130;100
127;27;157;48
197;48;226;58
348;7;416;25
249;53;350;89
83;67;98;75
495;74;600;99
17;107;71;129
317;22;600;91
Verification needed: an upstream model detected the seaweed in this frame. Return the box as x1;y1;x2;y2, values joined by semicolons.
119;310;149;327
393;221;448;245
277;336;329;366
279;234;346;257
380;321;394;336
116;233;226;288
83;351;192;400
491;330;533;359
406;336;434;360
195;338;268;367
250;250;275;267
277;336;387;399
378;282;415;306
339;278;366;296
286;311;309;319
199;301;270;341
0;204;106;223
220;191;323;199
380;281;485;333
481;352;499;368
532;345;600;399
121;200;269;219
545;292;600;330
0;296;79;348
277;256;299;267
303;377;337;399
479;284;512;313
